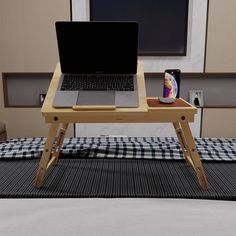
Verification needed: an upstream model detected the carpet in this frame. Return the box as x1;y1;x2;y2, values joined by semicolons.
1;158;236;200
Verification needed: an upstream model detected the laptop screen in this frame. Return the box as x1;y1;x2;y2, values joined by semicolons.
56;21;138;74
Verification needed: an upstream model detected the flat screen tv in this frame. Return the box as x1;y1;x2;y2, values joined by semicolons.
90;0;189;56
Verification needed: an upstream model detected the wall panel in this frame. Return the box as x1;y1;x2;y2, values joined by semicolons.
205;0;236;72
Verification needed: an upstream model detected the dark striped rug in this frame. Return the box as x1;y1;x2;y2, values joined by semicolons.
1;158;236;200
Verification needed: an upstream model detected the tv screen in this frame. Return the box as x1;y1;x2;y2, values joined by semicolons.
90;0;189;56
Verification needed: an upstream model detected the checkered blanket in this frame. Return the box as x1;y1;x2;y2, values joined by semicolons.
1;137;236;161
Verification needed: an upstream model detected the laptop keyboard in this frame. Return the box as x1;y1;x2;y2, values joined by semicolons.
60;74;134;91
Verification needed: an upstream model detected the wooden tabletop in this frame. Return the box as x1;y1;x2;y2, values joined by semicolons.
41;62;197;123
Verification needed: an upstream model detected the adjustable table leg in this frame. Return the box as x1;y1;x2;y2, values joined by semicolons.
49;123;69;167
34;123;59;188
173;122;192;166
180;122;208;190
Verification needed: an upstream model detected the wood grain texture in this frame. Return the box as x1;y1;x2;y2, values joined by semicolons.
41;63;197;123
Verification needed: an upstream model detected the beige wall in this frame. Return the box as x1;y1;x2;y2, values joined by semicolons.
203;0;236;137
205;0;236;72
0;0;70;72
0;0;73;138
202;109;236;138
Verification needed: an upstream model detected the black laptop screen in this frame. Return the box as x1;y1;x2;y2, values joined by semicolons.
55;21;138;74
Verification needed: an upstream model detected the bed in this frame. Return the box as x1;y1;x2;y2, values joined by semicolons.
1;136;236;235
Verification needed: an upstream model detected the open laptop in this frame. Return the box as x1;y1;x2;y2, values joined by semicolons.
53;21;139;109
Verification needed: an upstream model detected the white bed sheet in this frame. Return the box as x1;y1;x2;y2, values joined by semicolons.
0;198;236;236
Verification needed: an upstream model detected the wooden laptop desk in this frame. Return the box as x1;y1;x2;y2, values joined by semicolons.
34;62;208;190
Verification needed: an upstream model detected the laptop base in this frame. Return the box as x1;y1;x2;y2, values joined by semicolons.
72;105;116;111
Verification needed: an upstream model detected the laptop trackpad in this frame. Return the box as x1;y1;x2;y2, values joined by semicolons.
77;91;115;106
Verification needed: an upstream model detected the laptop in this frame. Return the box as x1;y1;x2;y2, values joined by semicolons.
53;21;139;109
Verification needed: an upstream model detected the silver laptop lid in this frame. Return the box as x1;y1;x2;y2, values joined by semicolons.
55;21;138;75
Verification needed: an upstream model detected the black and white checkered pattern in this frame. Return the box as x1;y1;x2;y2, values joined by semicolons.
0;137;236;161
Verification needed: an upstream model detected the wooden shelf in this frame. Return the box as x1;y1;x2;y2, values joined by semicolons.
144;73;236;108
